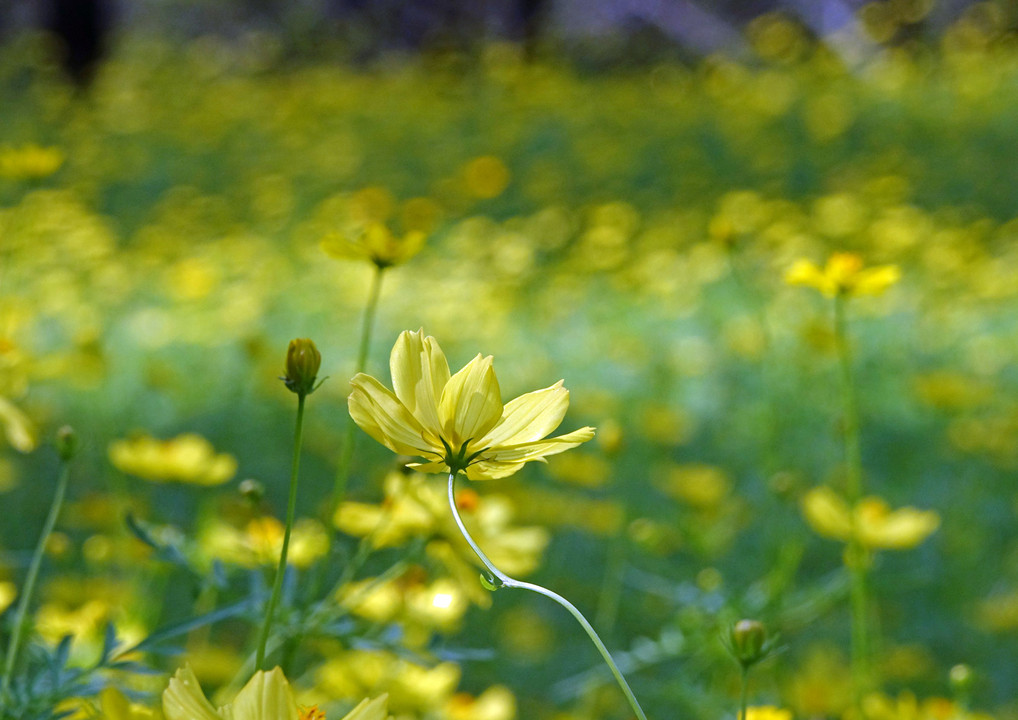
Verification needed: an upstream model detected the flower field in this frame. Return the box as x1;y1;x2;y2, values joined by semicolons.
3;9;1018;719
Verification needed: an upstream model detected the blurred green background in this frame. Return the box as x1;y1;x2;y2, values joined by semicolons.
3;1;1018;718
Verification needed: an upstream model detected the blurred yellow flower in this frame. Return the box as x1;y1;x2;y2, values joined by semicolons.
163;665;389;720
745;707;793;720
321;222;425;268
462;155;511;199
348;329;594;480
199;516;329;569
0;144;64;179
0;581;16;614
785;252;900;297
109;433;237;486
445;686;516;720
316;650;458;715
801;486;939;550
0;396;36;452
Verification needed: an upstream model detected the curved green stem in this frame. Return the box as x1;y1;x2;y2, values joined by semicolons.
329;265;385;516
446;472;649;720
2;458;72;697
256;392;307;670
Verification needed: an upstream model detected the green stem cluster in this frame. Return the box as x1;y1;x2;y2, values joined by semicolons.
255;392;307;670
446;472;649;720
1;457;72;698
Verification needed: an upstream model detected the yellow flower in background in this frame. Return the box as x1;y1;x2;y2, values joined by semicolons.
348;330;594;481
199;516;329;569
745;707;793;720
445;685;516;720
0;144;64;179
163;665;389;720
109;433;237;485
802;486;939;550
0;396;36;452
785;252;900;297
321;222;425;268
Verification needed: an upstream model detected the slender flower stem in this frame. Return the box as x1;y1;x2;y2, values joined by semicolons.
2;458;72;697
256;392;307;670
446;472;649;720
329;265;385;516
833;294;870;708
739;667;750;720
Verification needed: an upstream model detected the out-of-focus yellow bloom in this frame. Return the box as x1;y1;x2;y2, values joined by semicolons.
863;691;993;720
163;665;389;720
656;463;731;509
348;329;594;480
785;252;901;297
199;516;329;568
109;433;237;485
0;581;16;614
316;650;457;715
462;156;511;199
745;707;793;720
335;471;548;606
0;396;37;452
445;686;516;720
321;222;425;269
801;486;939;550
0;144;64;179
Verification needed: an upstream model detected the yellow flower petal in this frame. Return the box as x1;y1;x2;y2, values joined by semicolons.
391;329;449;436
0;396;37;453
163;666;221;720
483;427;596;464
465;460;527;481
229;667;299;720
349;374;435;457
801;486;853;541
478;381;569;448
340;695;389;720
439;354;503;447
784;260;835;296
853;265;901;296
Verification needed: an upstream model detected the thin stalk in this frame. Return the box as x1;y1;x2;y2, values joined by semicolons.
2;459;72;696
739;667;750;720
833;294;870;708
256;393;306;670
329;265;385;516
446;472;649;720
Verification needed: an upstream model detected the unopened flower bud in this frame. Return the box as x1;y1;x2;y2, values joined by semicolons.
56;425;79;461
730;619;767;668
238;478;265;503
283;338;322;396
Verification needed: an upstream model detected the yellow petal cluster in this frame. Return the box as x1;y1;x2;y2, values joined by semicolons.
801;486;940;550
0;143;64;179
163;665;389;720
321;223;425;268
348;330;594;480
785;252;900;297
109;433;237;486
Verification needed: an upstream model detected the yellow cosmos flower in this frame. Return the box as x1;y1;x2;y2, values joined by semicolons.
785;252;900;297
801;486;939;550
348;330;594;480
321;222;425;268
109;433;237;486
163;665;389;720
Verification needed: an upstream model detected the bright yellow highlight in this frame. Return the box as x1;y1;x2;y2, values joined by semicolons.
785;252;901;297
109;433;237;486
802;486;940;550
745;706;793;720
0;144;64;179
348;329;594;480
321;222;425;269
163;665;389;720
0;396;37;452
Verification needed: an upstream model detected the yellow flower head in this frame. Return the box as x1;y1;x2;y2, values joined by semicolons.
0;144;64;180
785;252;900;297
163;665;389;720
801;486;939;550
109;433;237;486
348;330;594;481
321;222;425;269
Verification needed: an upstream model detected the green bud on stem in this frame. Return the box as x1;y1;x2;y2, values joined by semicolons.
283;338;322;396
